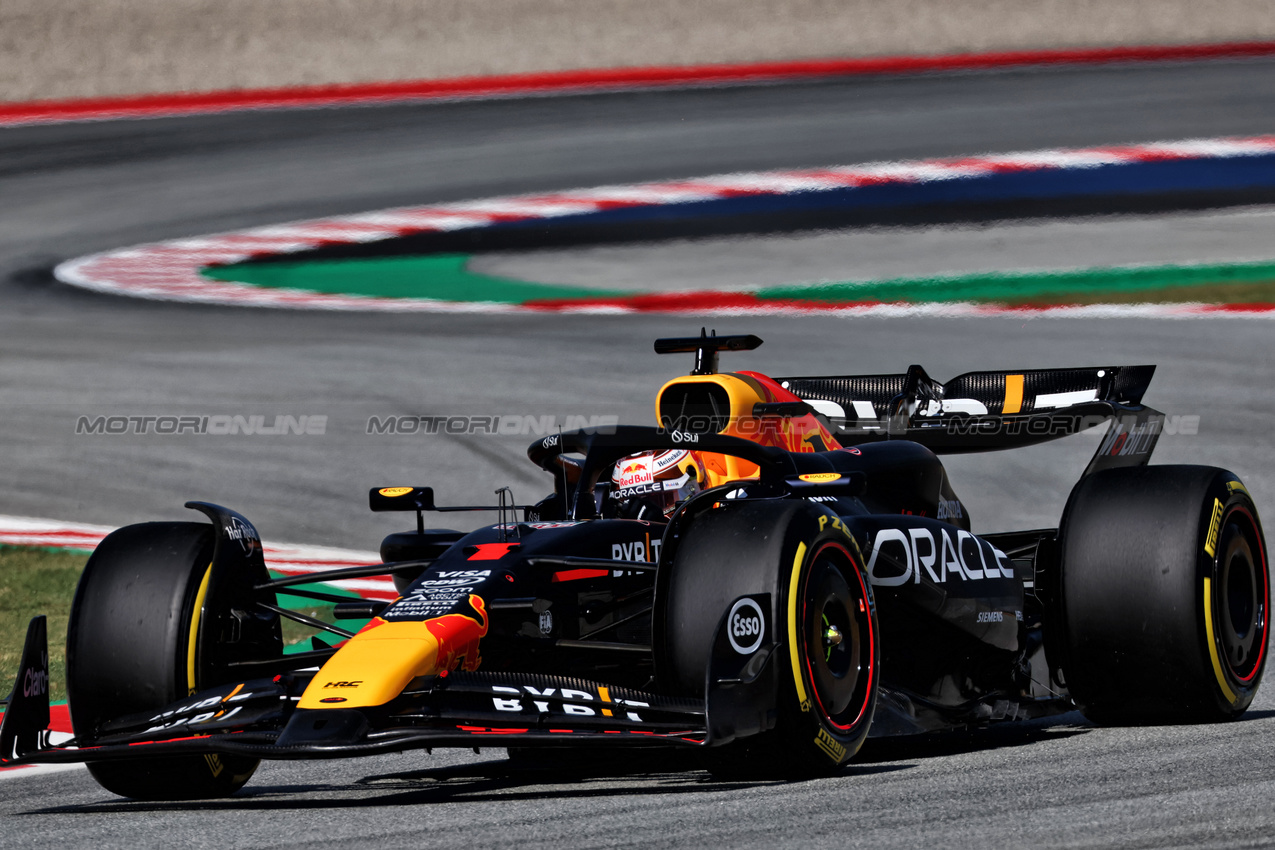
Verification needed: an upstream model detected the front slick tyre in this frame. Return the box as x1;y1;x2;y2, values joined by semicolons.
67;522;261;800
665;501;878;779
1059;466;1269;725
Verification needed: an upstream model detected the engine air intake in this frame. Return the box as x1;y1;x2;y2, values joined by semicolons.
659;382;732;434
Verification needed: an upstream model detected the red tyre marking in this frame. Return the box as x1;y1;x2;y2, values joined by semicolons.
801;541;875;732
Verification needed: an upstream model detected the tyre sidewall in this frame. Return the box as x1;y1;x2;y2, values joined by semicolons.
67;522;260;798
1058;466;1270;723
659;499;878;774
773;514;879;769
1194;476;1269;716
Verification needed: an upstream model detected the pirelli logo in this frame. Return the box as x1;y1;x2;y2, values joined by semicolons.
1204;498;1224;558
814;728;847;764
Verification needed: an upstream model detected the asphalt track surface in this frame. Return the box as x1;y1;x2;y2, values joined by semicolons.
2;59;1275;847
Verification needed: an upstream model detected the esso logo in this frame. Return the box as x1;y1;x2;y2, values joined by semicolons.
727;598;765;655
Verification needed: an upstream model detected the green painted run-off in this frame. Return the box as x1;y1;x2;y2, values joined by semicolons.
202;255;1275;306
203;255;625;303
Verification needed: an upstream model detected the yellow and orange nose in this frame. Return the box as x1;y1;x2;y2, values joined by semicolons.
298;596;488;709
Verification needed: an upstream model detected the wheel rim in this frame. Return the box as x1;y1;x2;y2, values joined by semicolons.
801;542;874;731
1217;507;1269;684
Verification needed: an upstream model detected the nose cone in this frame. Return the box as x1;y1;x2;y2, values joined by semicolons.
298;595;488;709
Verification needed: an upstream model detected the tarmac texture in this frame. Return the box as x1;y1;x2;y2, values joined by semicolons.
1;61;1273;847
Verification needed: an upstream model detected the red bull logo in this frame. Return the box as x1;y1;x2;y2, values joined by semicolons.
424;595;489;673
614;453;655;488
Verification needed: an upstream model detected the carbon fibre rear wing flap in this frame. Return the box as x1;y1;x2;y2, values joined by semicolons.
778;364;1155;432
778;364;1164;471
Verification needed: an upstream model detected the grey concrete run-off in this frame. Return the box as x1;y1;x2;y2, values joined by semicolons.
4;0;1275;102
0;63;1274;847
470;206;1275;290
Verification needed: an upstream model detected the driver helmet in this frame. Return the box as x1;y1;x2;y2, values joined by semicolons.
607;449;701;519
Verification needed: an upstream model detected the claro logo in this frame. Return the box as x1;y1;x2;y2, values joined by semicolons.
727;598;765;655
24;662;48;698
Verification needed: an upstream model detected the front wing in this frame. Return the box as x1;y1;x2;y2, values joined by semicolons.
3;669;709;766
1;603;784;767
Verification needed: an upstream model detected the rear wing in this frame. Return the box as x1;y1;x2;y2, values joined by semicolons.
778;364;1164;473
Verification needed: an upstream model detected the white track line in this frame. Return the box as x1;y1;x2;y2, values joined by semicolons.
52;136;1275;317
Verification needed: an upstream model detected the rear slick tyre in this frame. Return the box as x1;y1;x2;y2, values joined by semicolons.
660;501;878;778
1058;466;1269;724
66;522;262;799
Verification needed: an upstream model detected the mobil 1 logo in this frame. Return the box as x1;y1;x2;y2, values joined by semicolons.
727;596;766;655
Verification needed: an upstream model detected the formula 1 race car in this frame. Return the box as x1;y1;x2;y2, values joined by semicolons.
2;331;1268;799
